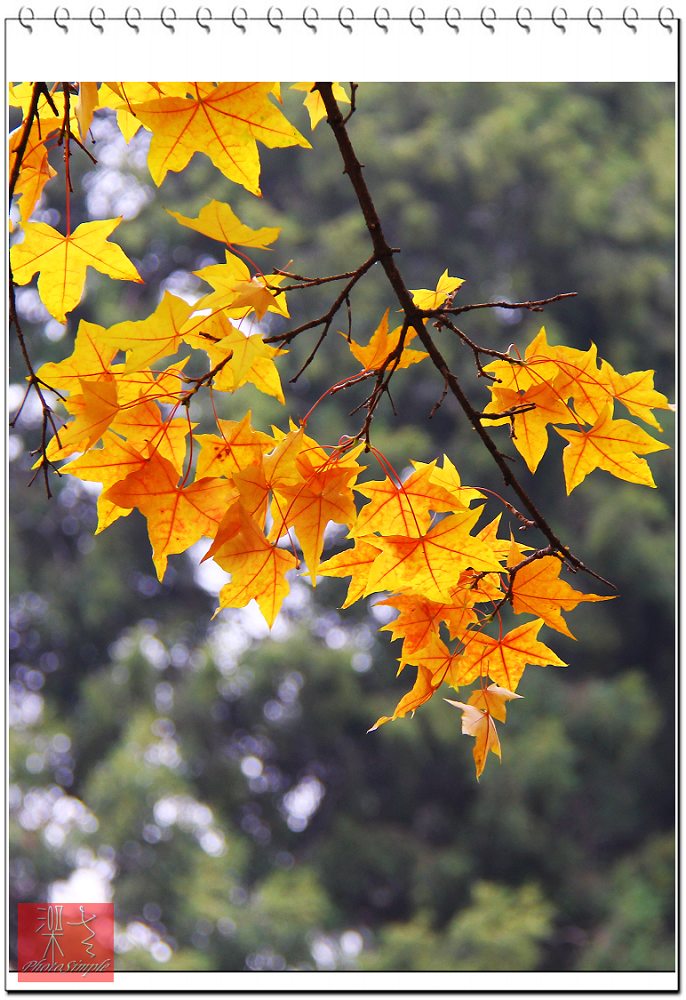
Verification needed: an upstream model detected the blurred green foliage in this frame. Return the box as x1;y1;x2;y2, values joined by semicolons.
9;82;674;973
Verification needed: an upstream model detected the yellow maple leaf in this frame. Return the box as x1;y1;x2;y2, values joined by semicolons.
167;200;280;250
76;82;99;140
131;82;310;193
485;381;572;473
345;309;427;372
191;252;289;324
555;403;669;494
410;269;465;310
601;361;671;431
99;82;191;142
112;358;190;408
291;82;350;129
36;320;117;390
184;314;285;403
11;218;142;323
10;124;56;224
100;292;193;372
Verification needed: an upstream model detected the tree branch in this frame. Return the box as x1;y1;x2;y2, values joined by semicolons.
314;82;613;589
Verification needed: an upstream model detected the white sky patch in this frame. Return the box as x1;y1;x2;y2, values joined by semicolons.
9;685;44;728
8;383;46;426
281;775;325;833
240;755;263;779
116;921;172;963
160;269;204;305
14;286;50;323
190;539;230;596
139;633;169;671
152;794;226;857
81;115;153;220
50;863;112;904
13;787;100;857
369;597;395;625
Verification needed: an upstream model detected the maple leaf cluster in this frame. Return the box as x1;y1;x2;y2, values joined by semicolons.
9;83;671;777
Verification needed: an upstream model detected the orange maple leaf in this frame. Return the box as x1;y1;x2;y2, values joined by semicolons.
61;433;149;533
484;381;572;473
272;449;364;582
511;555;613;637
46;378;119;461
364;508;503;603
377;588;477;664
205;502;298;627
109;398;192;472
351;458;478;539
11;218;142;323
457;619;567;692
368;664;437;732
194;412;273;480
485;328;612;423
105;451;236;580
318;539;382;609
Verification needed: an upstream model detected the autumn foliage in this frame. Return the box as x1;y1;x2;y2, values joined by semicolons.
9;83;671;778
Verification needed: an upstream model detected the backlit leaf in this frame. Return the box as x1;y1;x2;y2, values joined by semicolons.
555;404;669;494
132;82;310;193
11;218;142;323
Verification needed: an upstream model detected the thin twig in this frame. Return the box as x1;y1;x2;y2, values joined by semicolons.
266;252;380;380
424;291;578;319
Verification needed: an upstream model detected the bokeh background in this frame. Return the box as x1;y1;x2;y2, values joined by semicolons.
9;82;675;972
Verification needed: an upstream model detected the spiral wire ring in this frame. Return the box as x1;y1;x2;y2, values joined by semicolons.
12;5;678;32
